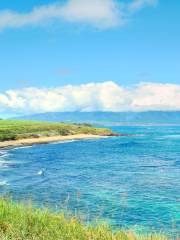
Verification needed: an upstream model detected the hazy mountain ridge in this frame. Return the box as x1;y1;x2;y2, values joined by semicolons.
15;111;180;125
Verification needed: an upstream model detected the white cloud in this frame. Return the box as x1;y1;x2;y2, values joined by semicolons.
131;83;180;111
128;0;158;12
0;81;179;114
60;0;122;29
0;0;157;30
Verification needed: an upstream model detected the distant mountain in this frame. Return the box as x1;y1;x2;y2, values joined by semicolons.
15;111;180;125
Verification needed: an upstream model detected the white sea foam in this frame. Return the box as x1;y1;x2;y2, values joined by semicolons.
0;160;8;165
0;150;9;169
0;156;20;169
51;140;77;145
0;180;9;186
12;145;33;150
37;170;43;175
37;169;46;176
0;153;11;159
0;150;8;156
0;151;6;155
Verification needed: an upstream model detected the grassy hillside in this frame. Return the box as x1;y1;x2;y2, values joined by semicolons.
0;120;113;141
0;198;167;240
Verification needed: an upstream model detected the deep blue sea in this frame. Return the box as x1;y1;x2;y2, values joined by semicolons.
0;126;180;236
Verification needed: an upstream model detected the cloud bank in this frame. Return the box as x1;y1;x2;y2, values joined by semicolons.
0;0;157;30
0;82;179;114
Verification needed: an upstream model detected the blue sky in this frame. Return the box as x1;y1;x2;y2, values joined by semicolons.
0;0;179;115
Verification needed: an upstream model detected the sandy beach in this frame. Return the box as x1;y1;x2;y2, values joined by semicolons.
0;134;103;149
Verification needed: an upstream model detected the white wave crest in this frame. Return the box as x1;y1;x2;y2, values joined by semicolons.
51;140;77;145
0;180;9;186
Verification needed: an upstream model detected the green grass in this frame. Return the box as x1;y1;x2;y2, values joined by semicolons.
0;198;168;240
0;120;113;141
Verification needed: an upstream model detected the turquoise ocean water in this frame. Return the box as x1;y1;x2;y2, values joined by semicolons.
0;126;180;236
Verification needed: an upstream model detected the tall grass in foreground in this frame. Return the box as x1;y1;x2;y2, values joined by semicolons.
0;198;168;240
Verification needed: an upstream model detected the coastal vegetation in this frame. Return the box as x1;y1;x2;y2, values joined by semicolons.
0;120;113;142
0;198;168;240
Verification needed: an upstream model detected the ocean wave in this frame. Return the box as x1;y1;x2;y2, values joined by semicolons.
12;145;33;150
0;159;8;164
0;161;11;169
51;140;77;145
36;169;46;176
0;150;6;155
0;154;11;159
0;150;8;156
156;134;180;140
0;180;9;186
163;134;180;139
0;150;11;169
0;150;13;161
0;158;21;169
